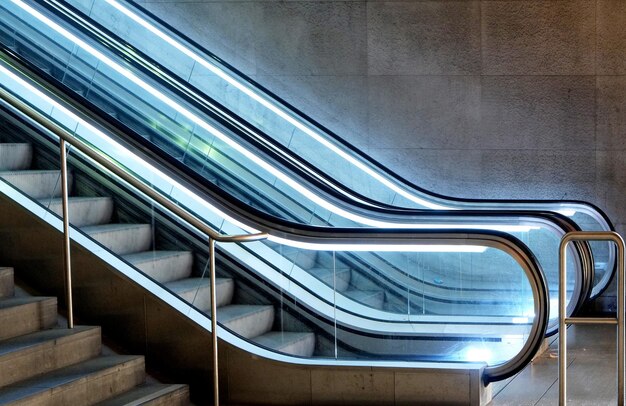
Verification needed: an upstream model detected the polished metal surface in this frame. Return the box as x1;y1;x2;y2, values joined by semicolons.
60;138;73;329
209;237;219;406
559;231;625;406
565;317;618;325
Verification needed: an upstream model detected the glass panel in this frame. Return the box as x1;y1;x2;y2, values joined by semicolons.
0;63;545;372
55;0;613;294
0;0;585;335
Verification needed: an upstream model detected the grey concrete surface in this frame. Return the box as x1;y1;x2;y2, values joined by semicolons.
490;324;619;405
134;0;625;308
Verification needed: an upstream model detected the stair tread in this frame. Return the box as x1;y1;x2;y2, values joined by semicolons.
309;267;350;276
253;331;314;349
81;223;151;233
0;325;98;356
217;305;273;322
0;296;56;310
167;277;231;293
344;289;384;300
0;355;143;402
44;196;113;204
0;169;60;175
124;250;192;265
95;383;188;406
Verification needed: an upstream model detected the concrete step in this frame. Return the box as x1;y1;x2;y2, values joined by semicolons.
310;267;351;292
0;267;14;299
0;326;101;387
345;290;385;310
0;355;145;405
0;170;72;199
280;247;318;270
95;383;190;406
43;197;115;227
0;296;57;341
218;305;274;339
253;331;316;357
82;223;152;255
0;144;32;171
124;251;193;283
168;278;234;310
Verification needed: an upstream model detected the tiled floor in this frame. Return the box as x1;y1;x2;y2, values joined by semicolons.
489;324;619;405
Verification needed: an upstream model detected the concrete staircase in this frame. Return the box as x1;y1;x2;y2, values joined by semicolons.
0;142;315;357
282;247;386;310
0;266;190;405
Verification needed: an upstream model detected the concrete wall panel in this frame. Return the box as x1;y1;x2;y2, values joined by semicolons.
255;2;367;75
367;1;481;75
597;0;626;75
482;1;596;75
368;75;481;149
597;76;626;151
480;76;596;150
258;74;370;150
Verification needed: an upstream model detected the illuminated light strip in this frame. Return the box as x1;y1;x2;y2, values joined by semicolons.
0;62;258;236
268;236;488;253
104;0;452;210
13;0;546;233
0;64;495;253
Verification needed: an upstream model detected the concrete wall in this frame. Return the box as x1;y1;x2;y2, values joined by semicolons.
135;0;625;302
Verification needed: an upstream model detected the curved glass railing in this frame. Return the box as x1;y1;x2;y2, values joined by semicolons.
0;60;549;383
0;0;594;334
39;0;614;299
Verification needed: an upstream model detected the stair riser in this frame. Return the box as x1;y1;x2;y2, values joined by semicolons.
220;307;274;339
5;357;146;406
0;172;73;199
0;328;102;387
131;253;193;283
0;298;57;341
176;280;234;310
45;199;114;227
315;269;351;292
126;386;190;406
0;144;32;171
85;226;152;255
272;335;315;358
0;268;14;299
346;292;385;310
97;384;190;406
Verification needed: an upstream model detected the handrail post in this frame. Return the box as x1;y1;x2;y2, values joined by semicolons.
60;138;73;329
559;231;625;405
209;236;219;406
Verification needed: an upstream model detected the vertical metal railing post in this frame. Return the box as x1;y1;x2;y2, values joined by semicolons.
59;138;73;329
559;231;625;405
209;236;219;406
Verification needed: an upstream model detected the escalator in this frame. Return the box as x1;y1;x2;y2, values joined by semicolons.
0;0;601;335
0;59;549;403
38;0;614;301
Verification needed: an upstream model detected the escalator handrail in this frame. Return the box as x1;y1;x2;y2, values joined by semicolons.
35;0;613;228
0;39;593;326
19;0;606;304
0;70;549;382
34;0;616;221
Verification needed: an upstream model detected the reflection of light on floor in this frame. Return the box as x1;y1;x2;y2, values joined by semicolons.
466;347;492;362
512;317;529;324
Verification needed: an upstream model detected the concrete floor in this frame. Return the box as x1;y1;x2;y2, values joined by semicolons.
489;324;619;405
